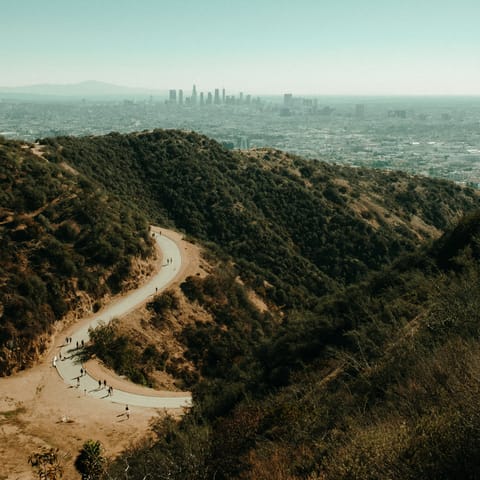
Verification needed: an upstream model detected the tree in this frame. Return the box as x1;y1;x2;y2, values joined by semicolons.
75;440;106;480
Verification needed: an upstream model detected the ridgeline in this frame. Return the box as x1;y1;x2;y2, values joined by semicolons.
42;130;478;305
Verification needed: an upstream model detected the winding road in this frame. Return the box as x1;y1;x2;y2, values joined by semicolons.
55;230;192;409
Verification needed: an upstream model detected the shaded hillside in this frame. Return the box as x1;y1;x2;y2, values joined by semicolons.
237;210;480;480
42;130;479;306
0;138;154;374
106;211;480;480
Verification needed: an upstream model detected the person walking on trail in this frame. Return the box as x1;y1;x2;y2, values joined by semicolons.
98;380;102;388
125;405;129;419
52;355;57;368
103;380;107;388
80;368;83;377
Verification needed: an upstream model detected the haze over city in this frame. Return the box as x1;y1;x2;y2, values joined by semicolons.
2;0;479;95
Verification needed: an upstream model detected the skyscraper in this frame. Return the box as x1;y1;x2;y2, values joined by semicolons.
178;89;184;105
222;88;226;104
169;89;177;103
214;88;220;105
192;84;197;105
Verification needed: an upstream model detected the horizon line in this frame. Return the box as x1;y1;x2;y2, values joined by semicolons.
1;80;480;98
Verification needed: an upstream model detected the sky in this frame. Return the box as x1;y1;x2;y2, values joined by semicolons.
1;0;479;95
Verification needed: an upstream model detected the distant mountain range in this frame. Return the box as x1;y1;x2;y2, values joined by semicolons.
0;80;166;98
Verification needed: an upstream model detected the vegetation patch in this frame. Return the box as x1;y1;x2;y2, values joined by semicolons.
0;137;154;374
85;320;168;387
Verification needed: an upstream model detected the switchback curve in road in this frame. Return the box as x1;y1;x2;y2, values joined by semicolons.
55;230;192;409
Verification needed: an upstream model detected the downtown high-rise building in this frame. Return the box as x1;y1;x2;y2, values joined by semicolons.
191;84;197;105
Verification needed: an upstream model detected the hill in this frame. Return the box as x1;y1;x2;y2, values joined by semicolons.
41;130;480;308
106;210;480;480
33;129;480;478
5;129;480;478
0;137;154;374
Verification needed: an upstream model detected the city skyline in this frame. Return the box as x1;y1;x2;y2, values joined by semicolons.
2;0;479;95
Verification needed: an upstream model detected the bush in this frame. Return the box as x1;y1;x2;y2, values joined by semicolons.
75;440;105;480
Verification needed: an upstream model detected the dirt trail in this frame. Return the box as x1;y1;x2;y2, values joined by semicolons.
0;227;200;479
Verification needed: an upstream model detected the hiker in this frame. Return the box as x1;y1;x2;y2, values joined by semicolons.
52;355;57;367
103;380;107;388
125;405;129;419
80;368;84;377
98;379;102;388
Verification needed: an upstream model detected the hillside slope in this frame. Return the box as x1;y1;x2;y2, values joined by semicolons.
42;130;480;307
0;138;154;374
107;210;480;480
35;129;480;478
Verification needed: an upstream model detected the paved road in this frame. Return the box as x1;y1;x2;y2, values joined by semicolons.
55;231;192;409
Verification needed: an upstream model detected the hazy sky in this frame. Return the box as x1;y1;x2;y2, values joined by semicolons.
2;0;479;95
